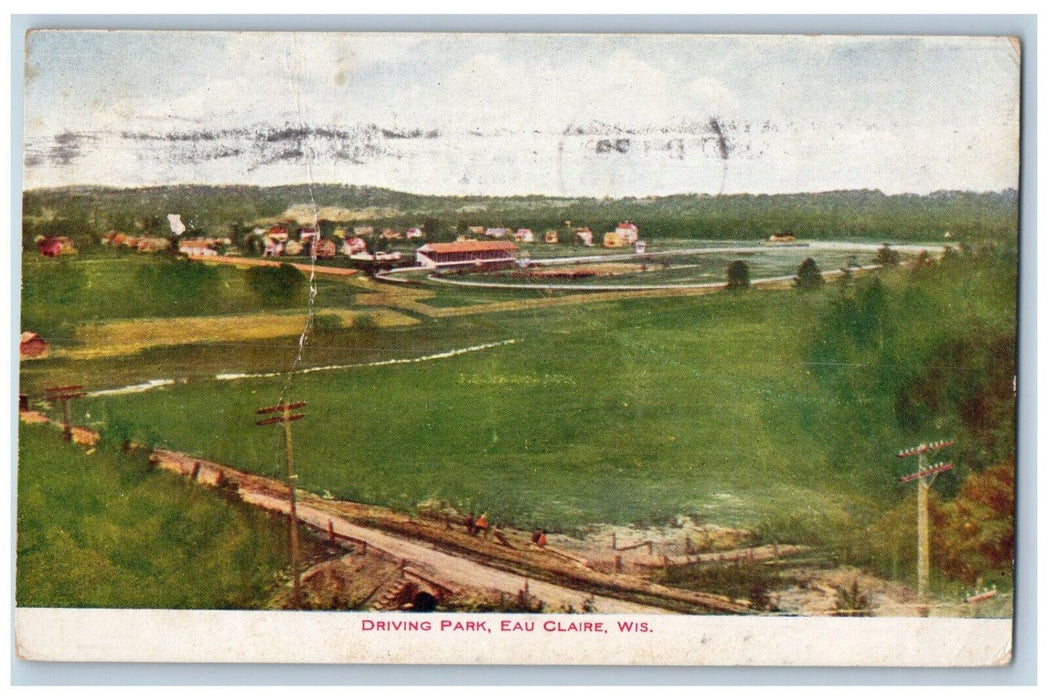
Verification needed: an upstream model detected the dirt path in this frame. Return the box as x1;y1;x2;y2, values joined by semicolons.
188;254;359;277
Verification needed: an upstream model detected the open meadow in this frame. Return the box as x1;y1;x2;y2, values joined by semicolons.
21;242;1016;568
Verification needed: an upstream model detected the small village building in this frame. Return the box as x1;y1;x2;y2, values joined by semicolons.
615;221;639;244
284;239;304;256
136;237;171;253
101;230;127;246
312;239;337;259
485;227;508;238
267;226;290;242
380;228;403;240
416;240;518;269
20;332;49;360
353;226;375;237
574;229;594;246
468;226;486;236
37;236;77;257
37;237;63;257
603;231;625;248
405;227;424;239
179;239;217;257
263;238;285;257
514;228;535;243
299;227;320;243
635;240;647;254
768;232;796;243
544;229;559;244
343;237;368;255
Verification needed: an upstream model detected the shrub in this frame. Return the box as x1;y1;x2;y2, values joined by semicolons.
794;257;825;289
726;260;750;289
353;313;378;331
245;263;307;304
873;243;900;267
312;313;342;332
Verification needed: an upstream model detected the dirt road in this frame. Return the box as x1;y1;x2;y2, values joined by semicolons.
149;449;682;613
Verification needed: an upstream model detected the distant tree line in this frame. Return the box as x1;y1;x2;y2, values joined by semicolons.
22;185;1018;252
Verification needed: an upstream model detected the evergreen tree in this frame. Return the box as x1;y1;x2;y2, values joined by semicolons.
726;260;750;289
795;257;825;289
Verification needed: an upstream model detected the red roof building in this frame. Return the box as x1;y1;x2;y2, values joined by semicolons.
20;332;49;360
37;236;75;257
416;240;518;269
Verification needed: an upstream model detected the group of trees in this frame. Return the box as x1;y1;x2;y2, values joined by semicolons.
803;244;1016;585
724;254;829;290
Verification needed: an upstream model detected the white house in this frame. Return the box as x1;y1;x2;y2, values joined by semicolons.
615;221;639;244
342;237;368;256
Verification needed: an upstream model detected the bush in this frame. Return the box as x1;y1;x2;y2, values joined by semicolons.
245;263;307;304
353;313;378;331
873;243;900;267
794;257;825;289
726;260;750;289
312;313;342;332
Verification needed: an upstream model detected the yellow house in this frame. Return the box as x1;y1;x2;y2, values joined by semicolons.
603;231;626;248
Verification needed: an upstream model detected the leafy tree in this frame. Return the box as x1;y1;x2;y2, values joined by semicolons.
873;243;900;267
135;257;221;307
911;250;935;270
932;460;1015;584
794;257;825;289
245;263;307;304
726;260;750;289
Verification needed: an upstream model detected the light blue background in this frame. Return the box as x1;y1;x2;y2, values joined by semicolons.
8;13;1037;686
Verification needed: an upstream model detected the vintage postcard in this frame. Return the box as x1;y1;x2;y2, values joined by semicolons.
15;31;1019;666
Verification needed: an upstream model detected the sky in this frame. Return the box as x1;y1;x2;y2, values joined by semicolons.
22;32;1021;197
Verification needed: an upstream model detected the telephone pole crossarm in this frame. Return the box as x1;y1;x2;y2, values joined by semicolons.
45;384;86;442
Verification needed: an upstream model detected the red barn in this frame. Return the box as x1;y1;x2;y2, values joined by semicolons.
37;236;75;257
20;332;49;359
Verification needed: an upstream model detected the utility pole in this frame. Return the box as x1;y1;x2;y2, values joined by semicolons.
45;385;86;442
896;439;955;603
256;400;307;609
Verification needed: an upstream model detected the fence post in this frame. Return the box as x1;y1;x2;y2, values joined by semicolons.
611;532;617;550
615;555;622;573
327;520;335;545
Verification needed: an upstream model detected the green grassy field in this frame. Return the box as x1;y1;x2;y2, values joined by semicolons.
21;242;1016;553
69;286;886;532
20;250;365;340
16;423;302;608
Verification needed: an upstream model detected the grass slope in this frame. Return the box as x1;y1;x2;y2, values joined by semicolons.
17;424;295;609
